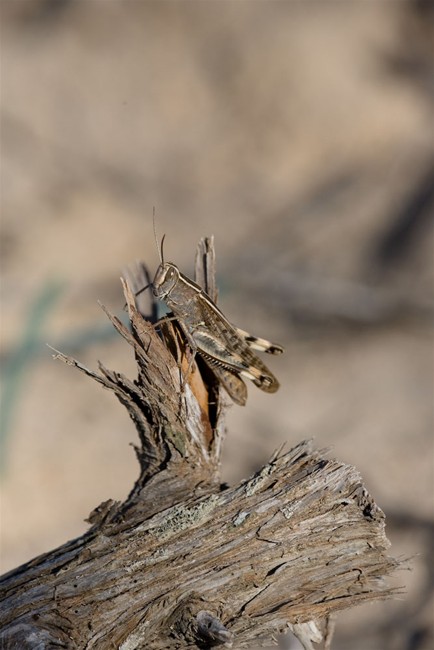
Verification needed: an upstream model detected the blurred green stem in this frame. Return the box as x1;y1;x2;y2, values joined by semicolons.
0;281;64;474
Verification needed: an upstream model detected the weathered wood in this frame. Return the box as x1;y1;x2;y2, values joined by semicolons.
0;240;398;649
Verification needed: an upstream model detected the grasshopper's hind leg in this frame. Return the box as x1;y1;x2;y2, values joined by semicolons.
236;328;284;355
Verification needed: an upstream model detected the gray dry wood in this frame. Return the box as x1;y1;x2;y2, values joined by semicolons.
0;240;399;649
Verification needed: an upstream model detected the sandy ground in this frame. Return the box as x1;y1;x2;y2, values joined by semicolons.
1;1;433;649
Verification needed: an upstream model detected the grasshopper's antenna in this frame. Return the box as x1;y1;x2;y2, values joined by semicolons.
134;281;152;299
160;234;166;266
152;206;166;265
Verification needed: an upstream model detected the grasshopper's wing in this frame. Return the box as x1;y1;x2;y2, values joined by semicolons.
236;328;284;355
193;328;280;393
168;314;248;405
201;360;248;406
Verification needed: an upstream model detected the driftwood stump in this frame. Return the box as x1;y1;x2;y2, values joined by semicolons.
0;239;398;649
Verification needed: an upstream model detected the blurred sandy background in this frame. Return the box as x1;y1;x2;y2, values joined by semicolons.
1;1;433;648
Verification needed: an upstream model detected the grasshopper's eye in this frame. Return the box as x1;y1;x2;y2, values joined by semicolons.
166;268;175;281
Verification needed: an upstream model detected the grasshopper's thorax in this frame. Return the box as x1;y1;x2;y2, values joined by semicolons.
152;262;180;299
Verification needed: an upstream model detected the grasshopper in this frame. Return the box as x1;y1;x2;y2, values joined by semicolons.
150;236;283;406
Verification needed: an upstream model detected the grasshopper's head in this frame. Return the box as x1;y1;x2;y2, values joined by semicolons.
153;262;180;299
